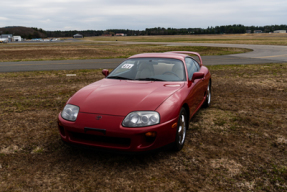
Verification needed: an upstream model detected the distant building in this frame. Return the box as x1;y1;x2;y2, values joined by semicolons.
73;34;83;38
13;36;22;41
254;30;263;33
115;33;127;36
246;30;251;33
0;34;13;42
273;30;286;33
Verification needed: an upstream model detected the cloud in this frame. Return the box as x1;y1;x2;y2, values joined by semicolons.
0;17;9;21
0;0;286;30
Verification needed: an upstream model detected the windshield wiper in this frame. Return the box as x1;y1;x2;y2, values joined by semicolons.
107;76;133;80
136;78;165;81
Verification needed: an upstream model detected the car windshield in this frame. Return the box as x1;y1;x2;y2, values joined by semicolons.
107;58;186;81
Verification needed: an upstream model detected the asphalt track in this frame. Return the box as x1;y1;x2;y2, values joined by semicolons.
1;42;286;73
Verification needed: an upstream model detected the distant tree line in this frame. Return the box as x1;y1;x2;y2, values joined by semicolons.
44;24;287;37
26;27;46;39
0;26;47;39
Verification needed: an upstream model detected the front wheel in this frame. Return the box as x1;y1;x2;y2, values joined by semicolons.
173;108;187;151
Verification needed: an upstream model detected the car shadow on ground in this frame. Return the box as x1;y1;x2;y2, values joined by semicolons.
51;109;207;168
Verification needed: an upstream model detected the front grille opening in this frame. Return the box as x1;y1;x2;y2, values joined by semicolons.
145;136;156;143
69;132;131;147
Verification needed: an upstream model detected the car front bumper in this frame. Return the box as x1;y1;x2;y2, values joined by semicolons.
58;112;178;152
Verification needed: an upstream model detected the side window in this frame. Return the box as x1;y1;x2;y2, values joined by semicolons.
185;57;198;80
193;59;200;71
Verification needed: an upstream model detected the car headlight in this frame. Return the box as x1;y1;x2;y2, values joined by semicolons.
122;111;160;127
61;104;79;121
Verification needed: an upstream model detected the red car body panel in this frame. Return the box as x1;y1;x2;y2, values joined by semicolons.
58;52;211;152
68;79;185;116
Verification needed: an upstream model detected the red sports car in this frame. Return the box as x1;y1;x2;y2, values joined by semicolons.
58;51;211;152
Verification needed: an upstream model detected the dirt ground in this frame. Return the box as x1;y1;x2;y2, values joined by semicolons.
86;33;287;45
0;43;249;62
0;63;287;191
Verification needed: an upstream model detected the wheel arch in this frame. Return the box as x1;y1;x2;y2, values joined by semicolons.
206;78;212;95
182;103;190;129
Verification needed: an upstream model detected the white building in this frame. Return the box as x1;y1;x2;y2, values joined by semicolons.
13;36;22;41
273;30;286;33
73;34;83;38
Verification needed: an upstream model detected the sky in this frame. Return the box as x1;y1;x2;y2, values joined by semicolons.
1;0;287;31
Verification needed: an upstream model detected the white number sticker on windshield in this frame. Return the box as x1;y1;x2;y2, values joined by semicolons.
121;64;134;69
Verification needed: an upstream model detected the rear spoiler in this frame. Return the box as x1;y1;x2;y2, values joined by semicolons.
165;51;203;66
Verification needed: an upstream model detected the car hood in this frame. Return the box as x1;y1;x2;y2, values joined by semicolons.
68;79;185;116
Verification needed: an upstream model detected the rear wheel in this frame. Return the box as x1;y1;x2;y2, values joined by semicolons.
173;108;187;151
202;81;211;108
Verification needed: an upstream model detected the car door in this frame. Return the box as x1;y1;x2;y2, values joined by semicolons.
193;59;208;106
185;57;203;116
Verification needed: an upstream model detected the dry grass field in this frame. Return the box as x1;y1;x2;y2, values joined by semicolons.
86;33;287;45
0;42;250;62
1;63;286;191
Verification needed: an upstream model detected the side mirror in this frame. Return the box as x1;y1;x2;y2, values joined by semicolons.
191;72;204;82
188;72;204;86
102;69;109;77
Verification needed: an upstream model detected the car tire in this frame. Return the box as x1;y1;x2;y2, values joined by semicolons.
202;80;211;108
173;107;187;151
